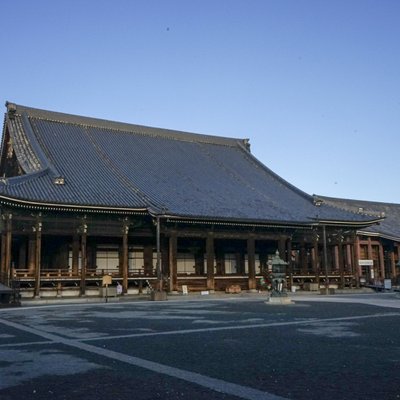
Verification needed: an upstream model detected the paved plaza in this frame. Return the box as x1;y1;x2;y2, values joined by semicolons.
1;292;399;400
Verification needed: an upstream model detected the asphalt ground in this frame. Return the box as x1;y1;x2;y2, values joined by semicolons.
1;293;400;400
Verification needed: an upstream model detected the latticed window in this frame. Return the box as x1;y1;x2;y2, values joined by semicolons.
177;253;196;274
244;254;260;274
128;249;145;271
96;246;119;271
224;254;238;274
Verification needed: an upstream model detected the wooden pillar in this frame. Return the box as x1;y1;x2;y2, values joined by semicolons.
378;244;385;280
194;250;204;275
27;235;36;274
286;238;293;290
397;244;400;264
300;245;307;274
312;239;320;288
247;237;256;291
353;236;361;288
334;245;340;272
206;233;215;291
161;238;170;281
390;250;396;280
0;232;6;281
215;248;224;275
34;220;42;298
397;245;400;283
346;244;352;273
121;222;129;294
4;214;12;286
367;237;374;279
72;234;79;275
80;225;87;296
338;243;345;289
169;232;177;292
322;225;329;291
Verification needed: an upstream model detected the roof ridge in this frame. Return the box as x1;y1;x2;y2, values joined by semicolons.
315;195;387;219
317;194;399;207
0;168;49;186
10;102;244;147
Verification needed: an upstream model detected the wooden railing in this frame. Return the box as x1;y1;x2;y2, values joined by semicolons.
13;268;157;279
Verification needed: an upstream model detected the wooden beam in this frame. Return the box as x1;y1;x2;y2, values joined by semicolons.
162;227;292;241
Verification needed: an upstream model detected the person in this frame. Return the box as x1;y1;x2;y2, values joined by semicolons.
116;282;123;295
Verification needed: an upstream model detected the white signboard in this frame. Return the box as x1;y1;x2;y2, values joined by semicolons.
384;279;392;290
358;259;373;266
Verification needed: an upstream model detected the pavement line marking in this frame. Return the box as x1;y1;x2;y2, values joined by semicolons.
0;340;50;348
0;318;287;400
79;311;400;342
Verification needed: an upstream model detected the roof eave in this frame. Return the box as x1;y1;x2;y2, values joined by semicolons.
0;194;149;215
313;218;384;228
356;229;400;242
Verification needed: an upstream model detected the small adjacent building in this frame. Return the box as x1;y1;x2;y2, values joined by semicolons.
0;102;383;298
317;196;400;286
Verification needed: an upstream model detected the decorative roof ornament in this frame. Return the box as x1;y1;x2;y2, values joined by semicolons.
54;177;65;185
5;102;17;119
314;198;323;207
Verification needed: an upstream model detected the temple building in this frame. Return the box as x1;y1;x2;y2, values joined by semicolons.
317;196;400;286
0;102;386;299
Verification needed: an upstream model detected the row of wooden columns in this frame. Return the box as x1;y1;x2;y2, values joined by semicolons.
0;216;131;298
361;237;398;280
167;232;290;292
2;215;398;295
0;215;43;297
165;233;368;291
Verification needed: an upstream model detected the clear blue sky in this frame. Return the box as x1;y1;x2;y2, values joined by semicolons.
1;0;399;203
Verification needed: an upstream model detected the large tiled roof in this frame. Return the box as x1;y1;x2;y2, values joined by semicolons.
316;196;400;241
0;103;380;227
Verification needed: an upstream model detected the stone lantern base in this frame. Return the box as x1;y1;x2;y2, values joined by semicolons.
150;291;168;301
265;296;294;305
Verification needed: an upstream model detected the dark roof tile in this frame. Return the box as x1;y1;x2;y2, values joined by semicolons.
317;196;400;240
0;103;380;226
